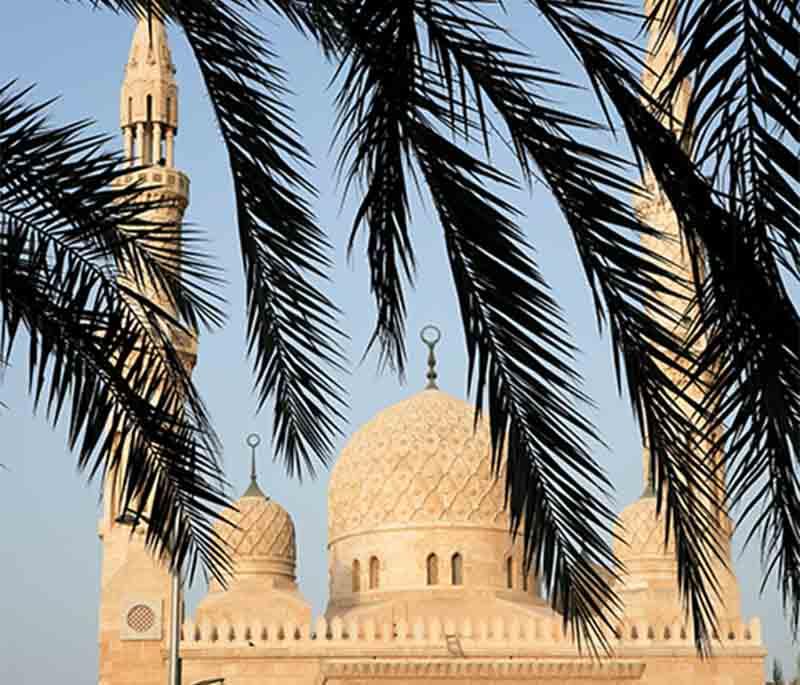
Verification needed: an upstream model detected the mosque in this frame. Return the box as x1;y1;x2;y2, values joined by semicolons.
96;10;767;685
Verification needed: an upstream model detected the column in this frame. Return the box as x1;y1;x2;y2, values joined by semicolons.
124;128;134;166
166;129;175;167
135;123;145;166
152;122;162;165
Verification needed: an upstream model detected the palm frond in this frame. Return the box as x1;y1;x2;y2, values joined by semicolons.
174;0;349;478
329;1;422;375
326;0;630;650
414;119;623;652
415;0;729;650
67;0;800;647
530;0;800;643
78;0;349;481
641;0;800;632
0;82;232;582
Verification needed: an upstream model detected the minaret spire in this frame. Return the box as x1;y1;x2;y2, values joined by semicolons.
120;13;179;167
627;3;742;624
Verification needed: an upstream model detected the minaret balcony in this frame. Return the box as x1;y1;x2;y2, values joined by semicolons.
113;167;190;204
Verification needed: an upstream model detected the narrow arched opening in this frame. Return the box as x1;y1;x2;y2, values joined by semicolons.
451;553;463;585
369;556;380;589
351;559;360;592
426;553;439;585
506;556;514;589
144;94;153;164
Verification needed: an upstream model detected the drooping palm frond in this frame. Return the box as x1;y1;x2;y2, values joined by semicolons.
414;120;623;651
0;81;232;582
419;2;730;649
643;0;800;632
313;0;635;650
323;0;739;650
172;0;350;479
61;0;799;649
78;0;350;482
529;0;799;642
331;1;419;376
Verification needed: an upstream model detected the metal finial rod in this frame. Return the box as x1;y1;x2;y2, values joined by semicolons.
246;433;261;484
420;325;442;389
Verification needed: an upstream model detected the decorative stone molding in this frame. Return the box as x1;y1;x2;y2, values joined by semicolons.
320;659;646;680
112;169;190;205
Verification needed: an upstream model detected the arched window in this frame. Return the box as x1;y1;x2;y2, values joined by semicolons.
451;553;463;585
522;570;529;593
426;553;439;585
369;556;380;589
351;560;360;592
506;556;514;589
146;94;153;122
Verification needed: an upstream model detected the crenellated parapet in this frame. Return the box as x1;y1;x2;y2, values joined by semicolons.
179;613;763;656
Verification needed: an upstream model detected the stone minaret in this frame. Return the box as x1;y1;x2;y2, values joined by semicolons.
631;0;742;625
97;15;195;685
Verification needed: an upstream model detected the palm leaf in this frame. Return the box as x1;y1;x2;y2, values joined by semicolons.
643;0;800;632
174;0;349;479
531;0;800;644
414;119;623;651
413;1;727;649
321;0;634;650
0;81;232;582
79;0;349;481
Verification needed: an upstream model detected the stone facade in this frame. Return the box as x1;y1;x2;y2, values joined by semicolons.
96;12;766;685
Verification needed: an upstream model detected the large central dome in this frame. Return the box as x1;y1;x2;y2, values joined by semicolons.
328;389;509;543
326;387;544;621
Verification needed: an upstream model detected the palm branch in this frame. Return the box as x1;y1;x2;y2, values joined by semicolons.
0;81;232;580
647;0;800;634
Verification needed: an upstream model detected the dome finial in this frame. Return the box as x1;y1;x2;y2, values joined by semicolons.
243;433;267;498
420;325;442;389
642;442;656;498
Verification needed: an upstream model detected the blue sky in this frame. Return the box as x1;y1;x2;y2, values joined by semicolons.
1;1;796;681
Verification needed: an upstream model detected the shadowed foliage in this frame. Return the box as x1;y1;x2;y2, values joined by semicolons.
3;0;797;652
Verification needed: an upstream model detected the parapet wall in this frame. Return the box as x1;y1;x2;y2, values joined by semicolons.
180;613;762;656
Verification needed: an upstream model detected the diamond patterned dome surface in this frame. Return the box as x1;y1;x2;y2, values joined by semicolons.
328;389;509;542
215;492;296;561
614;495;674;564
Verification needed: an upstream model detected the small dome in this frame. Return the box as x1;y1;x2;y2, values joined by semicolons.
199;487;310;624
614;494;674;565
216;490;295;563
614;492;743;623
197;435;311;625
328;389;509;542
209;487;297;591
